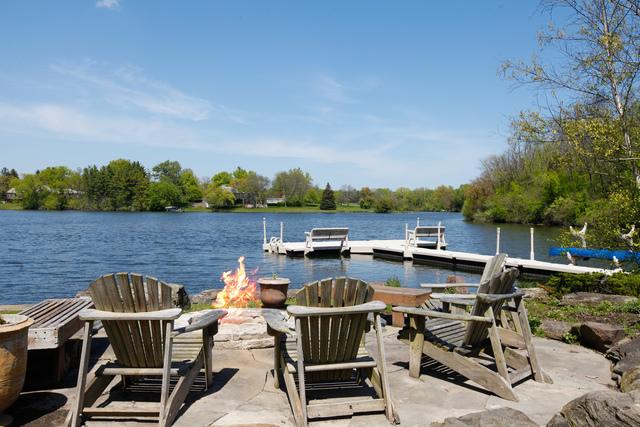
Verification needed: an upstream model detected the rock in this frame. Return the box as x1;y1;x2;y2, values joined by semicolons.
168;283;190;309
522;287;549;299
562;292;637;306
621;367;640;393
608;336;640;377
578;321;626;352
431;407;538;427
546;390;640;427
446;275;466;284
191;289;218;305
542;320;573;341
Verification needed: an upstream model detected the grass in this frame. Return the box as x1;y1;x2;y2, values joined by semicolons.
0;202;22;210
526;297;640;337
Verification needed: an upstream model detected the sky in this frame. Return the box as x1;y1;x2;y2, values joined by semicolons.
0;1;553;189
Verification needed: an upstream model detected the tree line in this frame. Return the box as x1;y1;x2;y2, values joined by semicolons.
462;0;640;249
1;161;465;213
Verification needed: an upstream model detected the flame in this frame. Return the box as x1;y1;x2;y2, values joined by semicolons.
213;256;258;308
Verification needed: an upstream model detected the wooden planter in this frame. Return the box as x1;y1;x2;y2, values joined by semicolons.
257;278;290;309
0;314;33;412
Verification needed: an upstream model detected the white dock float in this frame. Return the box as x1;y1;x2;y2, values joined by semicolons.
261;219;613;278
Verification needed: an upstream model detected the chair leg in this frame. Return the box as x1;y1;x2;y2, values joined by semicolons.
517;299;552;384
374;314;399;424
159;321;174;427
69;321;93;427
202;328;213;389
487;309;510;383
408;315;425;378
294;319;308;427
273;334;282;389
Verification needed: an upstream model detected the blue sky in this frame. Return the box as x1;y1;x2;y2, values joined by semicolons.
0;1;551;188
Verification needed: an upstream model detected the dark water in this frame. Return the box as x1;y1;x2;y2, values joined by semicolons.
0;211;563;304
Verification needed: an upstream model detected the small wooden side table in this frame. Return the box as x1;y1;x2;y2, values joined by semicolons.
371;285;431;327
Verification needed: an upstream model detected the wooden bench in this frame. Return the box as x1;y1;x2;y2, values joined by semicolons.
371;285;431;327
19;297;94;384
406;224;446;249
304;227;350;256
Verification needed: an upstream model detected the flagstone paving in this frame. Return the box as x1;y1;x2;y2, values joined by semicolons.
8;327;613;427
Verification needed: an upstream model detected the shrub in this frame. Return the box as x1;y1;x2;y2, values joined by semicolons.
385;277;401;287
546;272;640;297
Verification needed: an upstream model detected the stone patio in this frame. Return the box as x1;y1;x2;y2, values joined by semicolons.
7;325;614;427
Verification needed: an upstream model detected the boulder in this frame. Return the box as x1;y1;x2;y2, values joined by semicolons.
191;289;218;305
168;283;190;309
431;407;538;427
578;321;626;352
546;390;640;427
621;367;640;393
522;287;549;300
607;336;640;377
562;292;637;306
542;320;573;341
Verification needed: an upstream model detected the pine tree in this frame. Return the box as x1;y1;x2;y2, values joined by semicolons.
320;182;336;210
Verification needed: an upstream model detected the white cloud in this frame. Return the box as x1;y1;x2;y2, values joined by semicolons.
313;74;353;103
51;63;214;122
96;0;119;10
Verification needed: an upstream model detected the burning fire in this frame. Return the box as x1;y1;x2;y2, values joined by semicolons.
213;256;258;308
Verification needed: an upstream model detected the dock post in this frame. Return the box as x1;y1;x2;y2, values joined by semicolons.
437;221;442;250
405;223;408;242
280;221;284;242
263;217;267;245
530;227;535;260
416;217;420;227
496;227;500;255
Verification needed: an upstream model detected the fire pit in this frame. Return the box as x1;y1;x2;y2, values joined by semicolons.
191;256;292;349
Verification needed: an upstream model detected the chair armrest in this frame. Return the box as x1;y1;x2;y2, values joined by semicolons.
79;308;182;321
430;293;477;300
263;309;293;335
476;291;524;304
392;306;492;323
421;283;480;289
173;309;227;335
441;297;475;306
288;300;386;317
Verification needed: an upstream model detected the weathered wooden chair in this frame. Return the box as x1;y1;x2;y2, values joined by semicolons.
265;277;398;426
394;268;551;401
420;253;507;301
69;273;227;427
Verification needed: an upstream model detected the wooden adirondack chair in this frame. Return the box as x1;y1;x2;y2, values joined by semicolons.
264;277;398;427
394;268;551;401
69;273;227;427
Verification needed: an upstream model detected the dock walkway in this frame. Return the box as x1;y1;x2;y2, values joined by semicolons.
263;239;612;278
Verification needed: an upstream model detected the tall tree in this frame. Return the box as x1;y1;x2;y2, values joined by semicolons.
320;183;337;210
152;160;182;185
502;0;640;186
271;168;312;206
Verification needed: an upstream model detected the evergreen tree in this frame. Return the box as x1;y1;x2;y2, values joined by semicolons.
319;182;336;210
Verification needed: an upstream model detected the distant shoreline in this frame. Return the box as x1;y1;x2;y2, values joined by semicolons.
1;202;458;215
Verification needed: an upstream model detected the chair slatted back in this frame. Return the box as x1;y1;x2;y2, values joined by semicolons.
462;268;519;347
88;273;175;368
294;277;375;381
480;253;507;283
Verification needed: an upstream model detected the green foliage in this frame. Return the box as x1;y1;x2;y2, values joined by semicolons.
179;169;203;203
385;276;401;287
152;160;182;185
562;331;579;344
546;272;640;298
373;189;397;213
204;185;235;209
272;168;312;206
319;183;336;210
147;182;184;211
211;171;232;187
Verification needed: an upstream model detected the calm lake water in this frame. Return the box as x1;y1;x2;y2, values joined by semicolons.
0;211;563;304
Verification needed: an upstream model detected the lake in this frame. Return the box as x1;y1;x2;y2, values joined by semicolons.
0;211;563;304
